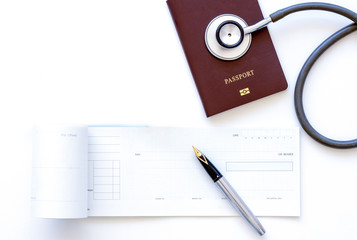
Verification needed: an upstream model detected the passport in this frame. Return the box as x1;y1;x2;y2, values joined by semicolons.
167;0;287;117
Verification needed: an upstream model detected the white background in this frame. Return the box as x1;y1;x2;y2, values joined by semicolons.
1;0;357;239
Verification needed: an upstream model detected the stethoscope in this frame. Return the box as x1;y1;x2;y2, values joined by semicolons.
205;2;357;149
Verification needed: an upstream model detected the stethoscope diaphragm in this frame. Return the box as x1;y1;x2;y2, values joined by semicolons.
205;14;252;61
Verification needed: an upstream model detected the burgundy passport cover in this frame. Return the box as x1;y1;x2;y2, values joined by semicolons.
167;0;287;117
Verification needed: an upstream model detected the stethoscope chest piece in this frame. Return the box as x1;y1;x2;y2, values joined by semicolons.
205;14;251;61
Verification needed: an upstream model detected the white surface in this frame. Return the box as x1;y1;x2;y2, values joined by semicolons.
1;0;357;239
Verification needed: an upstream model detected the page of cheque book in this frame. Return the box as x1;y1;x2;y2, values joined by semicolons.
32;125;88;218
87;126;300;217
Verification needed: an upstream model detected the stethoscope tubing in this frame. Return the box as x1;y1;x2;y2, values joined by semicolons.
294;23;357;148
271;2;357;148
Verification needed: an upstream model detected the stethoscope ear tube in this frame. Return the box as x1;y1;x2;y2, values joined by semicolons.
269;2;357;148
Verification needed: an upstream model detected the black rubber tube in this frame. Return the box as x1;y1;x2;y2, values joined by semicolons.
270;3;357;148
270;2;357;23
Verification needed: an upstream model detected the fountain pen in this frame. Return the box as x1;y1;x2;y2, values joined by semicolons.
192;146;266;236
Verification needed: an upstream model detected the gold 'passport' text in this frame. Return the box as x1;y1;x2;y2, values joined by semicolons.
224;70;254;85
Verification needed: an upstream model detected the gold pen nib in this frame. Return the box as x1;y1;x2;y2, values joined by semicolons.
192;146;208;165
192;146;202;158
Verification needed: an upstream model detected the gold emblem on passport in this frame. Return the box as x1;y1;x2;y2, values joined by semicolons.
240;88;250;96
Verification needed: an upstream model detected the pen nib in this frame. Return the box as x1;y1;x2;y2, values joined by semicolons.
192;146;202;158
192;146;208;165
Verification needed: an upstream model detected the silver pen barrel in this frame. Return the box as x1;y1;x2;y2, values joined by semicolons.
216;177;266;235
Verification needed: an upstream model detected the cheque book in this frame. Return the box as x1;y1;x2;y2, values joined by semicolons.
167;0;287;117
32;125;300;218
